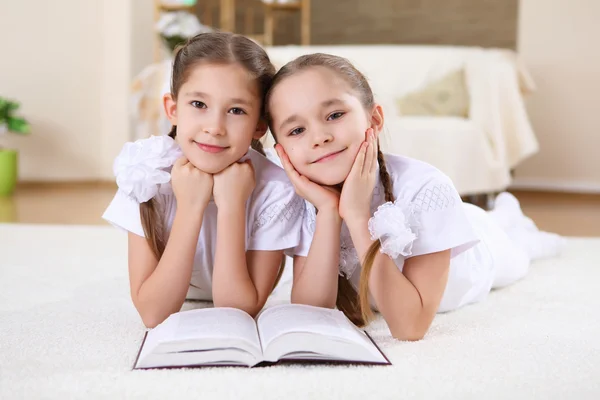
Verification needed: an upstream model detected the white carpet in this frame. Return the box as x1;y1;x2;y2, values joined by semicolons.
1;223;599;399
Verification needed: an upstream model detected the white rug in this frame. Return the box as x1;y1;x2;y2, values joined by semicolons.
1;223;599;399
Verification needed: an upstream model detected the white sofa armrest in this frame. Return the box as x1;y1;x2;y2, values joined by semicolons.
465;49;539;170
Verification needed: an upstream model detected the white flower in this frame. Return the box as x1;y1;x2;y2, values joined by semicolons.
113;135;183;203
368;200;419;259
156;12;177;33
155;11;211;38
163;23;182;38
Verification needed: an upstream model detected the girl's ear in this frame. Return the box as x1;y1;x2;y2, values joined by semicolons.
253;119;268;140
163;93;178;125
370;104;385;138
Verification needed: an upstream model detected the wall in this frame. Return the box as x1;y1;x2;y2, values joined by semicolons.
131;0;156;79
513;0;600;192
101;0;135;181
0;0;153;182
1;0;105;180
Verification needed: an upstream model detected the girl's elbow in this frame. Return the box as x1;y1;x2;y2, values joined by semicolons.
389;320;428;342
241;302;263;318
139;309;167;329
213;299;262;318
133;297;170;329
391;328;426;342
290;292;336;309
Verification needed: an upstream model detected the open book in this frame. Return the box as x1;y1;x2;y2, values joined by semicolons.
134;304;390;369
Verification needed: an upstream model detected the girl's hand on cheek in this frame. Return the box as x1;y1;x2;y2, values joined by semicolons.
339;128;377;223
171;157;214;212
212;160;256;210
276;144;340;213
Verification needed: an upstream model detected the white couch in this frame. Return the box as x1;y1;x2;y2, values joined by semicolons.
130;45;538;196
263;45;539;196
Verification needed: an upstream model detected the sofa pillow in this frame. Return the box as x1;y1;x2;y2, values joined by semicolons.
396;69;469;117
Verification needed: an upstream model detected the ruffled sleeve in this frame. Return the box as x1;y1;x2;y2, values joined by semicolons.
102;135;182;236
113;135;182;204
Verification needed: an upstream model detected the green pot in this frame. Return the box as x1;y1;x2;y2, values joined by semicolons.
0;149;18;196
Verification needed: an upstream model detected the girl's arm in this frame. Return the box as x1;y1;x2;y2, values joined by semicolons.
211;199;283;317
128;207;206;328
291;208;342;308
340;132;451;340
346;217;450;341
274;144;343;308
128;157;213;328
211;160;285;317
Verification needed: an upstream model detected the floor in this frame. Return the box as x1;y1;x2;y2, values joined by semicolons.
3;224;599;398
1;182;599;236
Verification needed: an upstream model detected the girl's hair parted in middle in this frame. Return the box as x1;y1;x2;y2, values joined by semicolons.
141;32;276;262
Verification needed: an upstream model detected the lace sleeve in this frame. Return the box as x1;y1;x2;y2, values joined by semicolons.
407;176;479;258
284;200;315;258
369;174;479;260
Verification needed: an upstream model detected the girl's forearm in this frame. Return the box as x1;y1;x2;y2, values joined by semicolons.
291;208;342;308
212;204;258;314
346;218;427;340
136;207;205;327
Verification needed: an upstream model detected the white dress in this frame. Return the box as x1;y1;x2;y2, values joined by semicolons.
103;146;306;301
293;153;562;313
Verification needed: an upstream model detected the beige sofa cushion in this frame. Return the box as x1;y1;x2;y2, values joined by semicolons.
396;69;469;117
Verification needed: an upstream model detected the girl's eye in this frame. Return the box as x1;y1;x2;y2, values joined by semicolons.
191;101;207;109
289;127;305;136
229;107;246;115
327;111;344;121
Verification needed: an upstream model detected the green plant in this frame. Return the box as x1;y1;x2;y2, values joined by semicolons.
0;97;30;149
0;97;30;134
162;34;188;52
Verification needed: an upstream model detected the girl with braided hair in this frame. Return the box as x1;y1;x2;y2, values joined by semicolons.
265;53;563;340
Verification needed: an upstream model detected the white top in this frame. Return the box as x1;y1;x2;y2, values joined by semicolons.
294;153;480;290
103;148;305;294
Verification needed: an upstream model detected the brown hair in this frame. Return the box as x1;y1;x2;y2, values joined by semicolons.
141;32;275;266
265;53;394;326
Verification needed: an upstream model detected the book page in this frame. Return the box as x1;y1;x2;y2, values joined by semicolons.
143;307;261;355
256;304;367;349
172;307;260;345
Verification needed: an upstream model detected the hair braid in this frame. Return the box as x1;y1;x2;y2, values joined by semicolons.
251;138;266;156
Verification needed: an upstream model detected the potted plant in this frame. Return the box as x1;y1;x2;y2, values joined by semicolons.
0;97;30;196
